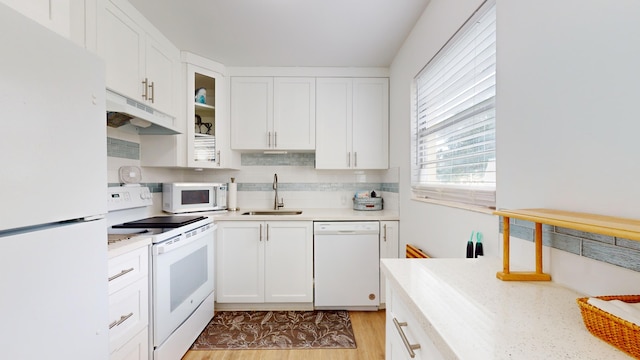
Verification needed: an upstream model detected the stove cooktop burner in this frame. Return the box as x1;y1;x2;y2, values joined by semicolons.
112;215;207;229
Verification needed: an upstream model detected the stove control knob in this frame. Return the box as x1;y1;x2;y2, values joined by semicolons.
139;189;150;200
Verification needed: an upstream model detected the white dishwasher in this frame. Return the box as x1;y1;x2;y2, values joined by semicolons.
314;221;380;310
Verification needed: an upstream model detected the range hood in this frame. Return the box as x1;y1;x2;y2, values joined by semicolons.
106;89;180;135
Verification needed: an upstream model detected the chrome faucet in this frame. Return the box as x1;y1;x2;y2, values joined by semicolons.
273;173;284;210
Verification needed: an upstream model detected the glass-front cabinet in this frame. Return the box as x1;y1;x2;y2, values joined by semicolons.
184;53;237;169
141;52;237;169
188;66;219;167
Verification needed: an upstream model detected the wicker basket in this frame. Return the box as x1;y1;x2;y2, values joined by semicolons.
576;295;640;358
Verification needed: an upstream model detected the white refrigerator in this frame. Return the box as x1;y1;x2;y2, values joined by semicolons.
0;4;109;359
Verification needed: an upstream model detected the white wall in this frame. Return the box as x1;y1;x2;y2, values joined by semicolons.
497;0;640;217
390;0;640;295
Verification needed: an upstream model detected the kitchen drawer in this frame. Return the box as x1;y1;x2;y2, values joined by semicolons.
386;286;444;360
110;327;149;360
108;245;149;295
109;276;149;354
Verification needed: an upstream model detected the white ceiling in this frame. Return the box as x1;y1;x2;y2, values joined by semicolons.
127;0;430;67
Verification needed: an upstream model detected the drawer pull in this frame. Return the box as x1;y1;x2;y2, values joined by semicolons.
109;312;134;329
393;317;421;358
108;267;134;282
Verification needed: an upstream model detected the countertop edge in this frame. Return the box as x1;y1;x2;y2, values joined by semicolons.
208;208;399;221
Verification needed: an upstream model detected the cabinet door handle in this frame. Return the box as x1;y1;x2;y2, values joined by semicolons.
274;132;277;148
268;132;272;148
109;312;134;329
216;151;221;166
354;152;358;167
108;267;134;282
393;317;421;358
141;78;149;100
347;152;351;167
266;224;270;241
259;224;263;241
383;224;387;242
148;81;155;103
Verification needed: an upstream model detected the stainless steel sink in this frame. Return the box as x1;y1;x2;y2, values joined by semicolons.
241;210;303;216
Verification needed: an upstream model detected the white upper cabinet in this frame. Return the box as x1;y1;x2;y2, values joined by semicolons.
187;64;224;168
231;77;273;150
103;1;143;100
1;0;98;53
273;77;316;150
315;78;352;168
316;77;389;169
144;34;179;116
353;78;389;169
0;0;70;37
185;55;237;169
100;0;179;117
231;77;316;150
141;52;239;169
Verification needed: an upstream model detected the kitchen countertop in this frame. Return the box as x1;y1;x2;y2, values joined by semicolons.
108;236;151;258
206;208;399;221
381;257;631;359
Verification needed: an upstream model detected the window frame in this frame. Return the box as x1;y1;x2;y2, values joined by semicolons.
410;0;497;210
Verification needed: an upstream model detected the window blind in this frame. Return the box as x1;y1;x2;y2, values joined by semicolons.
411;1;496;208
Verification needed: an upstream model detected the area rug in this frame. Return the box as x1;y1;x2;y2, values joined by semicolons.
190;310;356;350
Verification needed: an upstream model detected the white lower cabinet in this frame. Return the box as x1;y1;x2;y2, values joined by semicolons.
108;245;149;360
386;284;444;360
216;221;313;305
109;326;148;360
379;221;399;306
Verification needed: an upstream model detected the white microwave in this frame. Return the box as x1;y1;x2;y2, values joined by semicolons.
162;182;227;213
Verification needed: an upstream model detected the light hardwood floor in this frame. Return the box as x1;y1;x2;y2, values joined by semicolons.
181;310;386;360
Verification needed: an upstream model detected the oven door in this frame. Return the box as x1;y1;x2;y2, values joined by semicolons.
152;223;215;347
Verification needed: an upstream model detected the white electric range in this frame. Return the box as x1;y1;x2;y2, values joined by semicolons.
107;186;215;360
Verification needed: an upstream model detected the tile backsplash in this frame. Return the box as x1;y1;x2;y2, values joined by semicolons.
107;137;139;159
500;217;640;273
107;137;399;210
241;153;316;166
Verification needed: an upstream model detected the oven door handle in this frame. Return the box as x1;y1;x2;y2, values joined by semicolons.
154;224;215;255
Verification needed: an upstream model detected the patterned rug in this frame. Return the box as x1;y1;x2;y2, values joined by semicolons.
190;310;357;350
